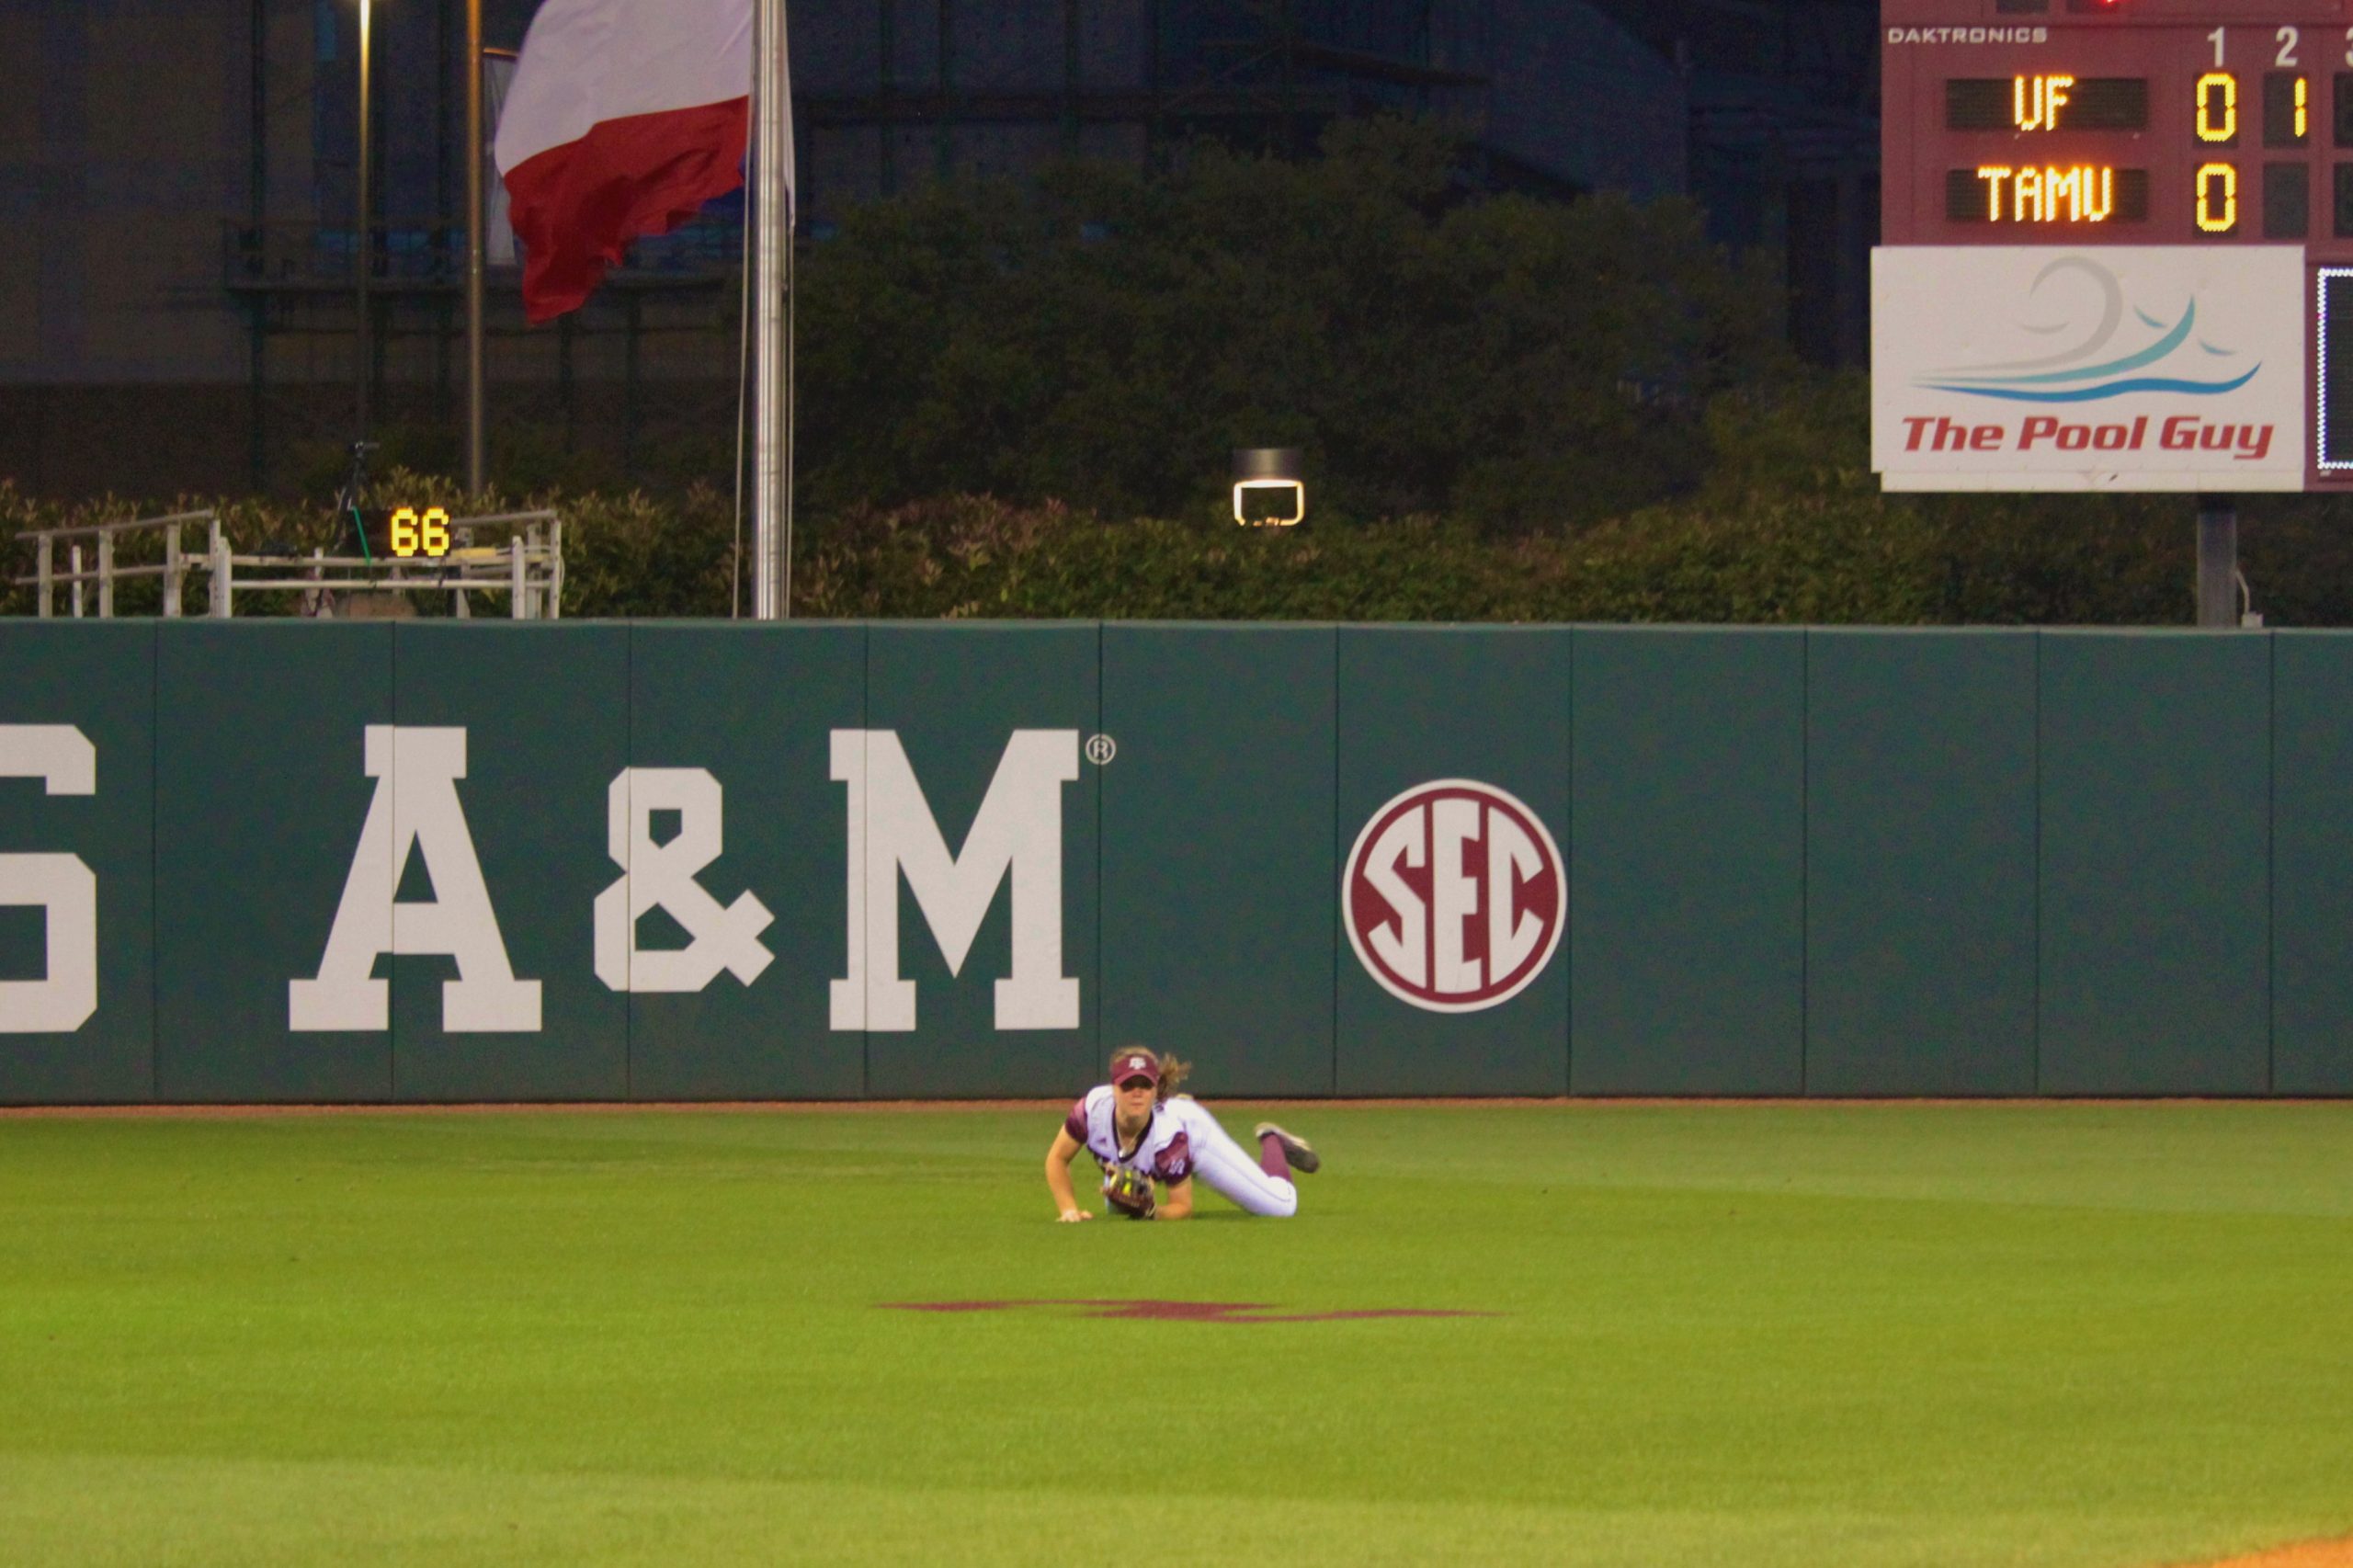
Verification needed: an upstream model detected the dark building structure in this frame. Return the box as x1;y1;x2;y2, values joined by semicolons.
0;0;1870;499
1588;0;1878;368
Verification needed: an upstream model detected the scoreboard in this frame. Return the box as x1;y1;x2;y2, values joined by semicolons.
1884;0;2353;247
1876;0;2353;490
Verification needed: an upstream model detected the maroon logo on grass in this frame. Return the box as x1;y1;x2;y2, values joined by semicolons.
1343;779;1564;1014
881;1300;1500;1324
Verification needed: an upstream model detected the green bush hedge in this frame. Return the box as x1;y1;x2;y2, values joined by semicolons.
789;489;2349;630
789;489;2192;626
6;379;2349;626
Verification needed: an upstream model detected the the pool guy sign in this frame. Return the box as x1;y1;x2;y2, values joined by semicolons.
1872;246;2305;492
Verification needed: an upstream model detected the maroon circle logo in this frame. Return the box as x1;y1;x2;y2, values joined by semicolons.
1342;779;1564;1013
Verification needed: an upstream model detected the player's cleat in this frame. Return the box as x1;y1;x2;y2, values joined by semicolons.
1253;1122;1320;1175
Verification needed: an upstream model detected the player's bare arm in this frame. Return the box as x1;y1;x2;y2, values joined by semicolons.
1045;1127;1093;1221
1156;1176;1194;1221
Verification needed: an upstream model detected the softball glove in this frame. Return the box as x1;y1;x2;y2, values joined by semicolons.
1101;1163;1156;1220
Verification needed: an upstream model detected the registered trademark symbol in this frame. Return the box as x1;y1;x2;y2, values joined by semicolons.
1085;734;1117;767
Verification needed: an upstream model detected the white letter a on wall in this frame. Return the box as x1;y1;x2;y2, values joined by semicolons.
290;726;541;1033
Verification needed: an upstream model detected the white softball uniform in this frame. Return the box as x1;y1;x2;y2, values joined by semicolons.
1066;1086;1195;1187
1165;1096;1298;1219
1063;1088;1299;1218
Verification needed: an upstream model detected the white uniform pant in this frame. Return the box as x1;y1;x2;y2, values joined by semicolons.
1168;1099;1297;1218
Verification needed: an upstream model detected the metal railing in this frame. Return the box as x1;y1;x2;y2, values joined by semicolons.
15;511;222;619
14;510;564;621
213;512;564;620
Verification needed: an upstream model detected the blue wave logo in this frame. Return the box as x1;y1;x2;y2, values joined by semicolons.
1915;257;2259;404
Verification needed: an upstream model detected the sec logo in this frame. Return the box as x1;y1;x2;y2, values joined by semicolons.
1342;779;1564;1014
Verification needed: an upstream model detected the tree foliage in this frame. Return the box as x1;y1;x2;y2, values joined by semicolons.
795;119;1790;530
12;116;2353;627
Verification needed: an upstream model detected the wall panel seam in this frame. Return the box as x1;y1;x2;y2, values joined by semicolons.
146;623;159;1103
1563;627;1575;1095
1328;626;1339;1097
1800;631;1811;1099
622;624;635;1102
858;621;870;1100
387;625;400;1104
1093;619;1104;1094
2032;630;2043;1098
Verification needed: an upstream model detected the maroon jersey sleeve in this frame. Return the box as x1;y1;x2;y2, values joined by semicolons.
1063;1097;1089;1142
1154;1132;1193;1185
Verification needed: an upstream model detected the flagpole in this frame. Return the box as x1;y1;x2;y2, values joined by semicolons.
356;0;373;443
784;194;795;620
752;0;789;619
464;0;486;496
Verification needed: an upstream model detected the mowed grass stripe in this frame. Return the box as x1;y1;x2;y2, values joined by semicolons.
2;1104;2348;1567
0;1455;2252;1568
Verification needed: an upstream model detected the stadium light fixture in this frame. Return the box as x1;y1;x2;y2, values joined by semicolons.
1233;448;1306;528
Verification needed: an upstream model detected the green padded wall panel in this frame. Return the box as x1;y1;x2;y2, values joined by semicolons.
626;624;867;1099
390;624;630;1101
2271;633;2353;1094
1336;627;1572;1096
2038;632;2269;1096
859;624;1099;1097
156;624;395;1102
1100;625;1336;1097
1806;631;2038;1096
0;624;153;1103
1571;629;1805;1095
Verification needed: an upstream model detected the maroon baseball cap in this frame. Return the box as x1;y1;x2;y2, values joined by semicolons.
1112;1051;1159;1087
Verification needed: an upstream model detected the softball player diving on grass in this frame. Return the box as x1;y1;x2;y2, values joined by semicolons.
1045;1047;1320;1221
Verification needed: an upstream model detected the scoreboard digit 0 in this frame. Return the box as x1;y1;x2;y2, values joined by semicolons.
1879;0;2353;490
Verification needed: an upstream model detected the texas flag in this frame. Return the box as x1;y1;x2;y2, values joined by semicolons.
494;0;779;324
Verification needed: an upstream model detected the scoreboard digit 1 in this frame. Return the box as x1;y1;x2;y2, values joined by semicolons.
1875;0;2353;491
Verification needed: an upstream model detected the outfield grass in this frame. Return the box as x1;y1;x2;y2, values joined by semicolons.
2;1101;2349;1567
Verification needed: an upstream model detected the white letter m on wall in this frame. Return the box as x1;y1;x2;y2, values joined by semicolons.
830;730;1079;1033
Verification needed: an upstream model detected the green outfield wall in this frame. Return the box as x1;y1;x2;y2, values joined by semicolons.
2;622;2346;1103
